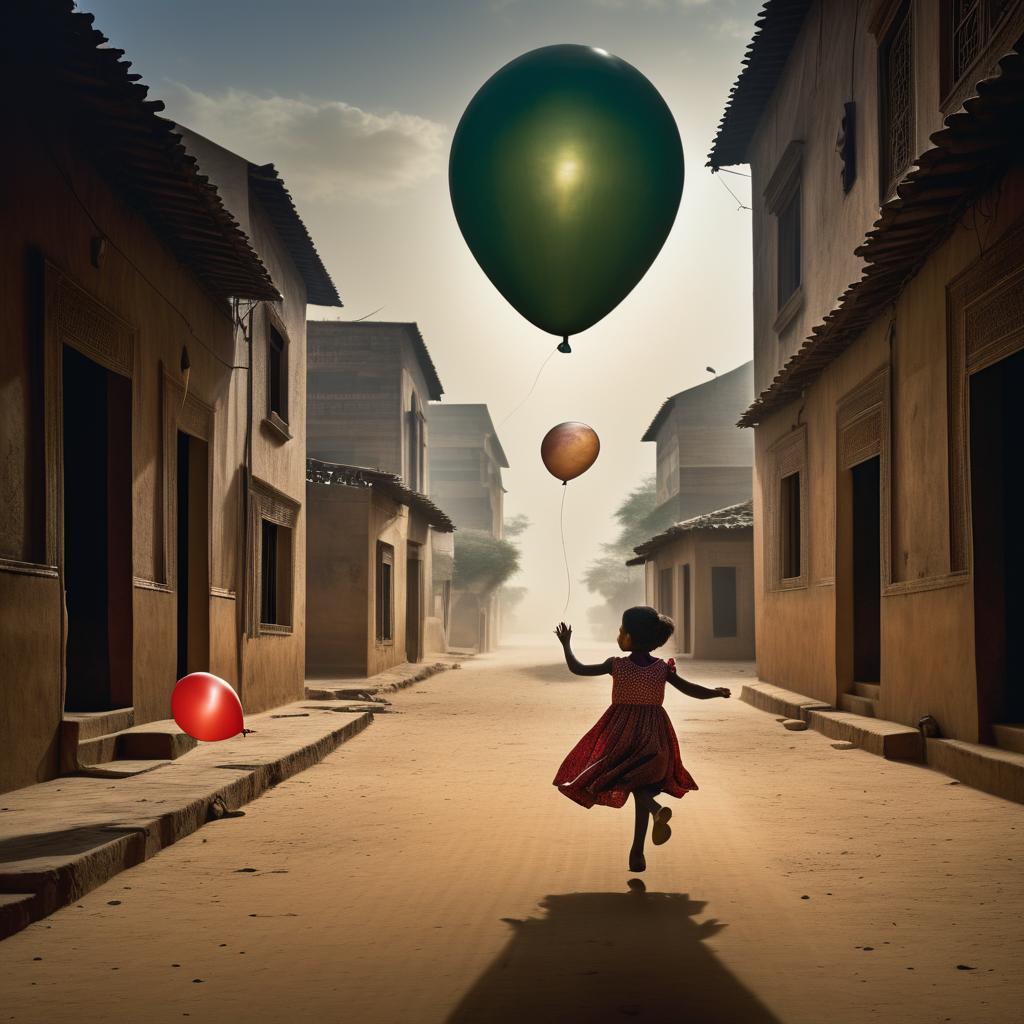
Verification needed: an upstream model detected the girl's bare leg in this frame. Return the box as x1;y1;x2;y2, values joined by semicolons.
629;792;650;871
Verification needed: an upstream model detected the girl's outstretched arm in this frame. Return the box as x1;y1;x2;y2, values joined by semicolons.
667;669;731;700
554;623;612;677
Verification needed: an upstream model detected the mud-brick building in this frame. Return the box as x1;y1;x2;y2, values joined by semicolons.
305;321;453;675
0;2;339;793
642;362;754;525
629;502;755;661
305;460;453;677
175;128;341;713
709;0;1024;754
427;404;509;652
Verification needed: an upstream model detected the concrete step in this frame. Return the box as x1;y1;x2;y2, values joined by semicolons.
853;682;881;700
76;724;197;768
926;738;1024;804
62;708;135;742
839;692;878;717
0;894;36;941
992;724;1024;756
75;760;172;779
805;709;924;761
739;682;833;722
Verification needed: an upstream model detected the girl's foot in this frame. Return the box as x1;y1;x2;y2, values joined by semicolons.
651;806;673;846
628;849;646;873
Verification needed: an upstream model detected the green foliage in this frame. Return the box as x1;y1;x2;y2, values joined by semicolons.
583;475;675;615
503;514;531;539
453;530;521;594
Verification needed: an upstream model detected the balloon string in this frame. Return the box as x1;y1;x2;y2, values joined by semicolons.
497;343;560;428
560;482;571;617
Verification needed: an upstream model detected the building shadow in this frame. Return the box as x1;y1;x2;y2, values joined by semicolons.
446;888;781;1024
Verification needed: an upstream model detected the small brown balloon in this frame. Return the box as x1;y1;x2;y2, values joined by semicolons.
541;421;600;483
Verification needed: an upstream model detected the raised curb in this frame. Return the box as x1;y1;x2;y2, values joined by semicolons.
0;705;372;941
740;682;833;721
925;738;1024;804
304;659;462;701
804;709;923;761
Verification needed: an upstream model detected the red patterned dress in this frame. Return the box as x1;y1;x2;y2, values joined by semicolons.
553;656;698;809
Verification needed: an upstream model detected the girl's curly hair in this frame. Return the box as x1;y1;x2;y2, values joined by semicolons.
621;605;675;652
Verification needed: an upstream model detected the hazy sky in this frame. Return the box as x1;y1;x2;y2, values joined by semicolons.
81;0;760;634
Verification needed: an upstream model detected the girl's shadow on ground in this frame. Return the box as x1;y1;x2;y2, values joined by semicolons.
446;888;781;1024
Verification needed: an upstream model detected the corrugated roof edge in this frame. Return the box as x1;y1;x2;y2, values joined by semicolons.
627;499;753;565
306;458;454;532
738;44;1024;427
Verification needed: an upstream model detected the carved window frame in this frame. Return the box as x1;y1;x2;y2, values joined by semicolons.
765;425;809;591
948;216;1024;577
837;365;894;592
764;141;804;335
246;475;300;636
263;305;292;443
940;0;1024;115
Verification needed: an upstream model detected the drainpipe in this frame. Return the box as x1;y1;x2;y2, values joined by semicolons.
235;299;257;702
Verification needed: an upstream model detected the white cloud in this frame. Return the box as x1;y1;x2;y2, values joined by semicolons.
163;84;447;203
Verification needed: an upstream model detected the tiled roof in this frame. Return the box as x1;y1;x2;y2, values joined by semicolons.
739;45;1024;427
626;500;753;565
247;163;341;307
306;459;454;532
640;361;754;441
10;1;280;301
706;0;813;170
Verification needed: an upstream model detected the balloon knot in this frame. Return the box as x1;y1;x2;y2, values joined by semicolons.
557;337;572;354
562;480;567;486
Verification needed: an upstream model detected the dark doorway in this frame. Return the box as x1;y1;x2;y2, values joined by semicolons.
680;563;692;654
176;431;209;680
711;566;738;639
406;552;421;662
970;348;1024;733
851;456;881;683
62;345;132;711
658;566;674;619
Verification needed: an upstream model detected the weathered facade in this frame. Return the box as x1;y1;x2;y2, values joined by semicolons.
630;503;756;661
305;461;453;677
305;322;452;672
426;404;509;652
709;0;1024;747
643;362;754;524
0;3;339;793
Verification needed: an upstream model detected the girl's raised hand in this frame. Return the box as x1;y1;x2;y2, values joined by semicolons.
554;622;572;645
715;687;731;699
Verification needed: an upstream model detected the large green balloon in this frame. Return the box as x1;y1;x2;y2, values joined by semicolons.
450;44;684;349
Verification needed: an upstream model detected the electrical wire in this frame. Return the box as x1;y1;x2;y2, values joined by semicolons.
45;141;254;372
716;172;751;211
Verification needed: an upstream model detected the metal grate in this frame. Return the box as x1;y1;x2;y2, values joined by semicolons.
953;0;983;83
882;3;914;197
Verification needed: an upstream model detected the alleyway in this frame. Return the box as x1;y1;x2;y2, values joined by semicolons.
1;642;1021;1024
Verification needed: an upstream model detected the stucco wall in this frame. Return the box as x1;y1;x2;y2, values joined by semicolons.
0;112;241;792
752;169;1024;742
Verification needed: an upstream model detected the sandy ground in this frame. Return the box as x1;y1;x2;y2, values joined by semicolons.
1;639;1021;1024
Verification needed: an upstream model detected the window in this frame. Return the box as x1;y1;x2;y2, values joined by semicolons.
680;564;692;654
656;443;679;504
268;325;287;423
943;0;1019;101
259;519;293;626
376;542;395;643
763;140;803;329
406;395;426;491
658;566;674;618
777;186;801;309
780;472;802;580
879;1;914;199
711;567;738;638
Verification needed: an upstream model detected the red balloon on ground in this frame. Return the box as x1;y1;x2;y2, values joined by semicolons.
171;672;244;741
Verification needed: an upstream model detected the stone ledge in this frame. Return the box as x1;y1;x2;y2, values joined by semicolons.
0;705;372;942
925;738;1024;804
304;659;462;700
740;682;833;721
805;709;924;761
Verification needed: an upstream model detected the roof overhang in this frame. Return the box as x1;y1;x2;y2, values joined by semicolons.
739;46;1024;427
627;500;754;565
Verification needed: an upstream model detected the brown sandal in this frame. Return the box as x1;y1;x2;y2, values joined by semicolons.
651;805;673;846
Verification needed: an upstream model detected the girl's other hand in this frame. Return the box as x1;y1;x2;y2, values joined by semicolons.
715;687;731;699
554;622;572;645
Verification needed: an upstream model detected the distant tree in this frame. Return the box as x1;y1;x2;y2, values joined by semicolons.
583;475;675;623
503;513;531;539
453;530;521;594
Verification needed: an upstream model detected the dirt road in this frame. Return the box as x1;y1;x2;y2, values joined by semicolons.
1;641;1021;1023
